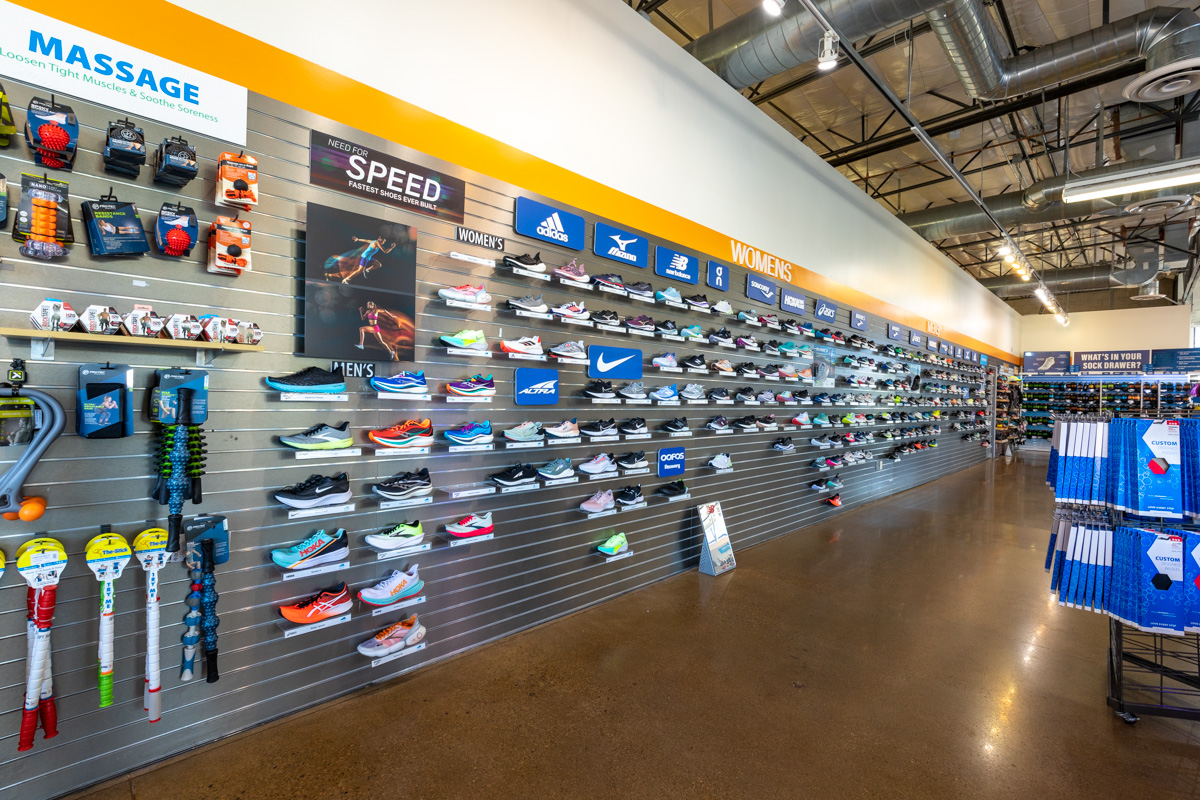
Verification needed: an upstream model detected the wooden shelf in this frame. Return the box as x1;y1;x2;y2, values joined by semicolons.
0;327;264;365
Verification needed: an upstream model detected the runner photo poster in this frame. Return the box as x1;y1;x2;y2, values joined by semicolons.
303;202;417;362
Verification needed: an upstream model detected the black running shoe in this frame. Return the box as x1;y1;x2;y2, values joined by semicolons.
735;387;756;401
266;366;346;393
581;418;617;436
274;473;352;508
705;416;729;431
618;417;647;434
656;320;679;334
503;252;545;271
584;380;615;399
708;387;730;401
615;451;647;469
682;354;706;369
764;341;781;355
662;418;689;433
709;328;733;345
615;484;644;505
371;468;432;500
593;273;624;289
685;294;709;308
490;463;538;486
732;416;757;430
772;438;795;452
657;479;688;497
626;281;653;298
593;309;620;324
737;362;757;376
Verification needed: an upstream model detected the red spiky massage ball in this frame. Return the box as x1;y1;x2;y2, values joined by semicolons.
36;123;70;168
164;228;192;257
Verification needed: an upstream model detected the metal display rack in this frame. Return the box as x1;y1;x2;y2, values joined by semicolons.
1022;374;1197;438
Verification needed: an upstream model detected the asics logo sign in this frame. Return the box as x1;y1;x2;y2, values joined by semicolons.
815;300;837;321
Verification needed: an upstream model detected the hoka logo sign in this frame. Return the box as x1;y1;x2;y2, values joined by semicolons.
536;213;570;242
518;380;558;395
730;240;793;282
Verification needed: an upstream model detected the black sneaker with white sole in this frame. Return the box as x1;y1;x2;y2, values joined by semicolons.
593;309;620;325
616;451;647;469
371;468;433;500
708;387;730;401
615;485;644;505
504;252;546;271
584;380;616;399
682;354;706;369
489;463;539;486
581;418;617;436
732;416;757;430
275;473;352;508
626;281;653;298
772;438;795;452
661;418;689;433
618;418;648;434
657;480;688;497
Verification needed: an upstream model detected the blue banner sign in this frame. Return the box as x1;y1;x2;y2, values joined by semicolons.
655;245;699;285
514;196;585;250
593;222;648;268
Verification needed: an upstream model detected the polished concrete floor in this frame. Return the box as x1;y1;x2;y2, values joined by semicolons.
76;456;1200;799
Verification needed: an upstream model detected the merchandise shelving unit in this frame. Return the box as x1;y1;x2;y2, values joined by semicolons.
0;327;265;366
1020;374;1198;438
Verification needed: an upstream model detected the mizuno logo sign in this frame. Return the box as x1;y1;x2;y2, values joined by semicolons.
597;354;635;372
607;234;639;261
536;213;570;242
518;380;558;395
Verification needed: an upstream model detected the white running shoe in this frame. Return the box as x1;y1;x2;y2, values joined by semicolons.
501;336;543;355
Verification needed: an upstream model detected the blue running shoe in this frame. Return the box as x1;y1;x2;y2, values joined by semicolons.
370;371;427;394
271;528;350;570
655;287;683;303
444;420;494;444
266;366;346;394
650;384;679;401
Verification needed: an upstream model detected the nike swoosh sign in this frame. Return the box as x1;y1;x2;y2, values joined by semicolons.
315;485;332;493
597;354;635;372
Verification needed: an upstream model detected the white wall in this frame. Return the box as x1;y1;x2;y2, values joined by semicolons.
1020;306;1191;353
172;0;1021;353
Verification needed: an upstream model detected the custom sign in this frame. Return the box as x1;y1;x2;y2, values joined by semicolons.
514;196;585;250
1;2;248;143
910;331;923;346
655;245;699;285
729;239;793;282
1150;349;1200;372
514;367;559;405
587;345;643;380
814;299;837;323
850;310;867;331
1073;350;1150;373
455;226;504;251
707;260;730;292
746;274;777;305
888;323;903;341
310;130;466;223
657;447;686;478
1023;351;1071;373
697;501;736;576
593;222;648;268
781;287;806;315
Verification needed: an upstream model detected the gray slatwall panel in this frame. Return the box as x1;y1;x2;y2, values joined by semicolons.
0;76;990;799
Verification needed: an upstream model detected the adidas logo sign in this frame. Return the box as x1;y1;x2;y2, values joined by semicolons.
536;212;570;243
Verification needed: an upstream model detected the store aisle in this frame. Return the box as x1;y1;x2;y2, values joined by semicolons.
75;457;1200;800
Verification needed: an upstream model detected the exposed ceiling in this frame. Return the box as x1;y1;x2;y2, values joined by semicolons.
632;0;1200;311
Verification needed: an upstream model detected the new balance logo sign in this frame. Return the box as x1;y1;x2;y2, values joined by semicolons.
669;253;689;270
537;213;570;243
518;380;558;395
607;235;639;262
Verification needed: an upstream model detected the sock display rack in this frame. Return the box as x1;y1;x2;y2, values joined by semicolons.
1022;375;1198;439
992;371;1024;454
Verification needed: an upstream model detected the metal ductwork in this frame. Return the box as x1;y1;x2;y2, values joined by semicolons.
898;161;1200;240
1132;279;1168;299
684;0;952;90
926;2;1200;101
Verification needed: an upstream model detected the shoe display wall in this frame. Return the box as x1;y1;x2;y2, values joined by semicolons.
0;73;1004;800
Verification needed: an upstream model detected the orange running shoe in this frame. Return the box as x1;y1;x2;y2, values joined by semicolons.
369;418;434;448
279;582;353;624
826;494;842;507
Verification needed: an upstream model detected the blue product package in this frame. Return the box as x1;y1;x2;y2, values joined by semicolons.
1139;528;1184;634
1185;532;1200;632
1134;419;1183;519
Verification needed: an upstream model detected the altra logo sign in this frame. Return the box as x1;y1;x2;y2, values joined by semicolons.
781;287;806;315
655;246;699;285
514;367;560;405
594;222;648;267
746;275;777;305
815;299;837;322
657;446;686;478
514;196;584;250
588;345;643;380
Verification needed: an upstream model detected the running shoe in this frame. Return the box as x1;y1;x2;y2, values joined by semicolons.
652;353;678;368
503;421;544;442
783;320;802;334
438;284;492;304
445;512;494;537
810;481;827;493
759;314;779;326
756;390;776;403
365;521;425;549
661;418;689;433
685;294;710;309
800;323;816;336
500;336;543;354
371;469;433;500
764;341;781;356
812;436;833;448
537;458;574;479
266;366;346;394
443;420;494;444
626;315;655;331
656;287;683;303
508;294;548;313
651;384;679;401
544;419;580;438
708;387;731;401
826;494;842;507
615;451;648;468
618;417;648;434
358;566;424;607
280;582;353;624
279;422;353;451
772;438;795;452
271;528;350;570
554;258;589;282
504;252;546;272
551;301;589;320
490;462;539;485
737;363;758;377
680;325;703;339
614;485;644;505
827;475;845;489
447;374;496;397
680;383;705;400
371;419;435;448
581;418;617;436
737;310;759;322
618;382;647;400
709;328;733;345
593;309;621;325
584;380;616;399
440;330;488;351
705;416;730;431
759;364;780;378
813;413;831;425
792;412;811;425
778;365;799;379
756;414;777;427
655;320;679;335
549;340;586;359
593;273;624;290
732;416;757;430
708;453;733;469
274;473;352;509
626;281;653;298
370;371;427;394
357;614;426;657
735;388;756;402
710;359;734;374
597;532;628;555
579;453;618;474
736;336;759;348
581;490;615;513
712;300;733;314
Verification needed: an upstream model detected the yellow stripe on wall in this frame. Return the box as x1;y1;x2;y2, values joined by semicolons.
16;0;1015;361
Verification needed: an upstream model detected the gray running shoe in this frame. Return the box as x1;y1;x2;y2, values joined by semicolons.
619;381;647;399
279;422;352;450
509;294;548;312
537;458;574;478
680;383;705;400
504;421;544;442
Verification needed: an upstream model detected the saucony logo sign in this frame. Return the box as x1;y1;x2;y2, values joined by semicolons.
596;354;635;372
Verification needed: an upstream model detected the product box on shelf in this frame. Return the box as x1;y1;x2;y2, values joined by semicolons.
29;298;78;332
79;305;122;335
122;308;164;338
164;314;203;340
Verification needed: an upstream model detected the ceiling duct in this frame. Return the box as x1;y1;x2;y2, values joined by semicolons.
898;161;1200;239
979;264;1117;296
925;1;1200;101
1132;279;1168;299
1115;241;1163;285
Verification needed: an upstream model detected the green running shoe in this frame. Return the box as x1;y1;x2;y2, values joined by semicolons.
364;521;425;550
598;532;628;555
